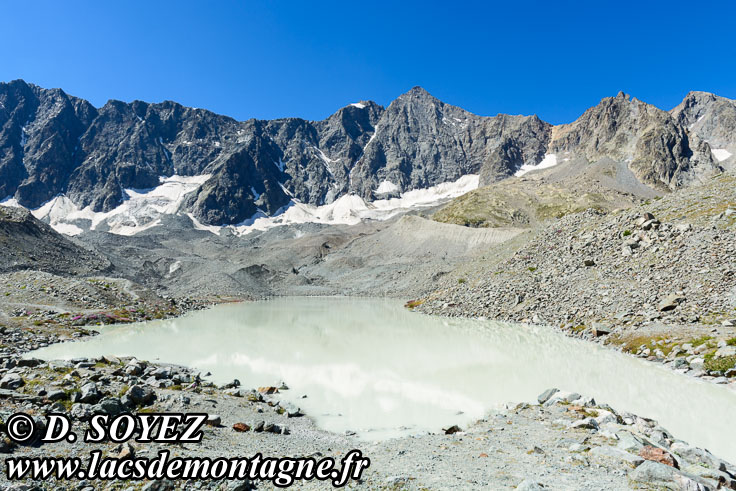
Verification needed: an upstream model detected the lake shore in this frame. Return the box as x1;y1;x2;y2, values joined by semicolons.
2;296;736;490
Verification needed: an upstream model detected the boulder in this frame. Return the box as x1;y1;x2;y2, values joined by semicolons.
537;388;559;404
658;294;686;312
0;374;24;390
639;445;679;468
79;383;101;404
628;461;712;491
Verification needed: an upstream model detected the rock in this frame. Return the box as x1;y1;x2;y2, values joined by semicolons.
92;397;126;416
628;461;711;491
46;389;68;401
281;402;304;418
592;322;612;337
570;418;599;430
257;386;279;395
670;442;726;472
584;259;596;267
221;379;241;389
70;403;93;421
116;442;135;459
516;480;544;490
124;362;143;376
0;374;24;390
232;423;250;432
443;425;462;435
658;293;686;312
16;358;43;368
252;420;265;432
206;415;221;427
715;345;736;358
0;436;16;454
639;445;679;468
151;367;172;380
123;385;156;407
537;388;559;404
79;383;101;404
590;446;644;467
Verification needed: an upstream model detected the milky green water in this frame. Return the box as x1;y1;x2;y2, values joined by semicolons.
29;297;736;462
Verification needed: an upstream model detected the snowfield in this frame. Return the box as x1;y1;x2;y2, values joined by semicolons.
514;154;559;176
2;174;480;237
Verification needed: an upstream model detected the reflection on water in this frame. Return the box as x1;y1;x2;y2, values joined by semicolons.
30;297;736;461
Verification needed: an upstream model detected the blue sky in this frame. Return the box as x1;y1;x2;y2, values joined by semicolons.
1;0;734;124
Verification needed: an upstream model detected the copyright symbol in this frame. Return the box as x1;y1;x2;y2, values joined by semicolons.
6;413;35;443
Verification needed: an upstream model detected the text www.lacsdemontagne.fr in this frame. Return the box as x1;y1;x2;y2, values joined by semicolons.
6;449;370;488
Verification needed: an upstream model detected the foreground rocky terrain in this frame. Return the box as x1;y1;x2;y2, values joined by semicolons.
1;336;733;490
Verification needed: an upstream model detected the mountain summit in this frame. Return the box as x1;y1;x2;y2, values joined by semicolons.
0;80;732;231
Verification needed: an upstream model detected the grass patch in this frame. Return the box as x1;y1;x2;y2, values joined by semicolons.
704;354;736;372
726;338;736;347
457;278;466;284
622;230;631;237
405;299;425;309
690;335;713;347
528;267;537;273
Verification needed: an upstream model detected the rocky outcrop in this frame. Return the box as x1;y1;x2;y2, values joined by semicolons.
670;91;736;167
348;87;551;198
0;205;110;275
549;92;721;191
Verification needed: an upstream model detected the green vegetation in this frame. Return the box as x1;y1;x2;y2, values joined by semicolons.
704;354;736;373
622;230;632;236
405;299;425;309
690;335;713;347
457;278;466;284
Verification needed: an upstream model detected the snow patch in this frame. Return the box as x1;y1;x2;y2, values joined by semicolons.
32;174;211;236
514;154;559;176
52;223;84;236
712;148;732;162
375;180;399;194
218;174;479;236
350;103;367;109
0;196;21;207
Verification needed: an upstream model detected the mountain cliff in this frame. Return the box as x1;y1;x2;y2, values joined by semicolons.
0;80;731;230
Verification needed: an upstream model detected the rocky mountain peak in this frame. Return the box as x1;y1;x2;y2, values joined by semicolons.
670;92;736;162
550;92;721;190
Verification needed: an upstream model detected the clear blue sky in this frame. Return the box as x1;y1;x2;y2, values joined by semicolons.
1;0;734;125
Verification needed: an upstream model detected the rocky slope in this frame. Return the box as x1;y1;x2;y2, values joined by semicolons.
0;206;110;276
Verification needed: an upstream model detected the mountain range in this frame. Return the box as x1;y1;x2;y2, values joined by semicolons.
1;79;734;230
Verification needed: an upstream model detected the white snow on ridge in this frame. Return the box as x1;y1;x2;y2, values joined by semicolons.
712;148;732;162
3;171;481;238
30;174;211;236
514;154;559;177
217;174;480;236
0;196;21;207
375;180;399;194
350;102;367;109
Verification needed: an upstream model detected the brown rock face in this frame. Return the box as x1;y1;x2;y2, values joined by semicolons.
232;422;250;432
638;445;679;468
